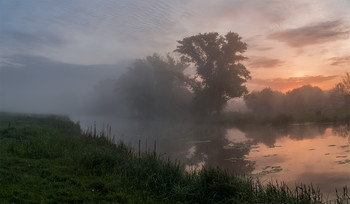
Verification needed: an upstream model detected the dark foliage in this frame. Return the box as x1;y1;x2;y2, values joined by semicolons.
176;32;251;115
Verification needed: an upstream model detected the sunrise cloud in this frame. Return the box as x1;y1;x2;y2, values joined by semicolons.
247;57;284;69
268;20;350;47
329;56;350;66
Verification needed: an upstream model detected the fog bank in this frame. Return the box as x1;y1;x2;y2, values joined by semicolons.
0;55;128;115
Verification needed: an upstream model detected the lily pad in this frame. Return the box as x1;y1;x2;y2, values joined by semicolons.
262;166;271;170
263;154;278;157
268;145;282;148
336;159;350;165
251;146;260;149
223;143;250;150
255;166;283;175
336;155;347;158
188;140;211;144
224;156;247;162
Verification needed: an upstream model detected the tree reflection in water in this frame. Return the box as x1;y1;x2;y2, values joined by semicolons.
332;124;350;141
77;116;350;184
184;125;255;175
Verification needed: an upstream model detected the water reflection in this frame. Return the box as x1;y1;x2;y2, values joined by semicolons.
333;124;350;139
186;126;255;175
239;124;328;147
243;124;350;198
73;115;350;196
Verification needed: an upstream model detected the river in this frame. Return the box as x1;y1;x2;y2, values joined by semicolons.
72;115;350;198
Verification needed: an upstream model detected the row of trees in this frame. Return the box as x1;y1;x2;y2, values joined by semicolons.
244;74;350;116
89;32;251;119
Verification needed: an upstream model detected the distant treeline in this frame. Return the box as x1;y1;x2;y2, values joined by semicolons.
243;73;350;123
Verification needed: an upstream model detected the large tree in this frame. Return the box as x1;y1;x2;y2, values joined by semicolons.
175;32;251;115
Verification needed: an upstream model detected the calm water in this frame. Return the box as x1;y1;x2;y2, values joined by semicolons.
73;116;350;197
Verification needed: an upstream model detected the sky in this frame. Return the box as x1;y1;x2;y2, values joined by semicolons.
1;0;350;92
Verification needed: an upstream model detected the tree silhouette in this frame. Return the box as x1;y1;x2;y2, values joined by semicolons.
328;72;350;107
244;88;285;114
329;82;346;108
175;32;251;115
285;85;326;113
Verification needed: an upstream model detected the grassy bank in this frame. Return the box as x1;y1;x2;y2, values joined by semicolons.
0;113;349;203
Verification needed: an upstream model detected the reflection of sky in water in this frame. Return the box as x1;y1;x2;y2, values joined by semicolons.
232;125;350;198
182;124;349;198
225;128;249;143
72;115;350;198
249;128;350;196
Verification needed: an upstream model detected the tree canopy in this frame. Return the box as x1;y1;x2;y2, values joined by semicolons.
244;85;327;115
175;32;251;115
244;88;285;114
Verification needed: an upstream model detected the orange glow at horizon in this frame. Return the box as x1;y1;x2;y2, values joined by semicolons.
247;75;341;93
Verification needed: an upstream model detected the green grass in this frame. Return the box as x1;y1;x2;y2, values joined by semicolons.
0;112;349;203
0;113;168;203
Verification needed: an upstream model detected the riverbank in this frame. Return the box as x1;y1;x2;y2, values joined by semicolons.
0;113;348;203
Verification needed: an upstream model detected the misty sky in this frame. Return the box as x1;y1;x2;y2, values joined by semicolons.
1;0;350;92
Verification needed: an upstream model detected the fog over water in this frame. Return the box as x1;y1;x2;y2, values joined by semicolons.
1;1;350;199
71;115;350;198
